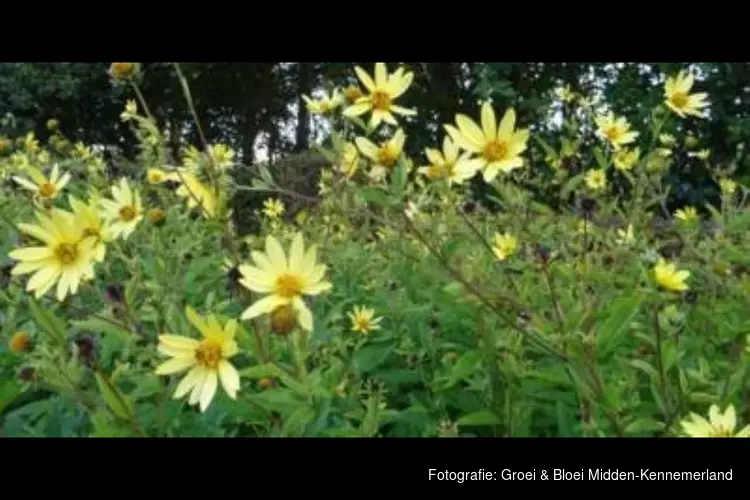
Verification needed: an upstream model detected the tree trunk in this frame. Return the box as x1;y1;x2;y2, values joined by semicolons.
294;62;313;153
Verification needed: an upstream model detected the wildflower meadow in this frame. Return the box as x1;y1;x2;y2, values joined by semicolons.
1;61;749;438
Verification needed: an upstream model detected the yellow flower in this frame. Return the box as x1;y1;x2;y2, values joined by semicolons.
674;206;698;223
585;169;607;190
335;142;360;179
653;258;690;292
355;129;406;181
120;100;138;121
491;232;518;261
208;143;235;171
343;63;416;128
175;173;217;218
680;404;750;437
69;195;113;262
12;164;71;203
238;233;332;331
348;305;382;334
22;133;39;154
73;142;92;159
417;136;483;185
445;102;530;182
302;90;343;115
8;208;98;300
155;306;240;413
9;331;32;354
262;198;285;218
664;70;709;118
181;146;203;171
100;178;144;239
613;148;640;171
615;224;635;245
595;112;639;150
688;149;710;160
719;178;737;196
659;133;676;147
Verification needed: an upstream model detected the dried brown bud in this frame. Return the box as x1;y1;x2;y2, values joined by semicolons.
270;304;296;336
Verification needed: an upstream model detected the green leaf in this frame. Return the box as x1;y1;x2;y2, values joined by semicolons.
282;405;316;436
94;372;133;420
560;172;585;200
457;410;501;426
628;359;659;381
442;350;482;388
596;295;644;358
534;136;557;157
594;147;608;170
240;363;308;395
27;298;66;346
352;343;394;375
0;378;23;414
624;418;664;435
360;187;391;206
71;317;133;343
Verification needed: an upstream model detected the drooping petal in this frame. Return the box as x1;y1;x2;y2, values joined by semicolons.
199;370;218;412
218;360;240;398
173;366;203;399
241;294;289;320
292;297;314;332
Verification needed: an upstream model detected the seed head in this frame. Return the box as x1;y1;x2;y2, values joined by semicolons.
9;331;32;354
270;304;296;336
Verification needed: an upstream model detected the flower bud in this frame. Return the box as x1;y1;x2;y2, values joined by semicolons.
0;136;12;153
147;208;167;227
109;62;138;80
9;331;32;354
18;365;36;382
46;119;59;131
270;304;296;336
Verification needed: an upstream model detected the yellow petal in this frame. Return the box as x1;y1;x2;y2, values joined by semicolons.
9;246;53;261
455;114;487;149
374;63;387;87
155;356;196;375
159;334;200;350
199;370;218;412
293;297;314;331
497;108;516;139
481;102;496;140
354;66;375;93
241;294;288;320
264;235;287;273
185;306;210;338
174;366;204;399
218;360;240;398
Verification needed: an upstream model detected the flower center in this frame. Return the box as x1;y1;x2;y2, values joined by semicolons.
195;340;222;369
356;317;371;331
670;92;689;108
275;273;302;298
371;90;392;111
119;205;137;222
82;227;100;239
483;140;508;162
55;242;78;265
38;182;56;198
376;147;397;167
604;127;621;142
